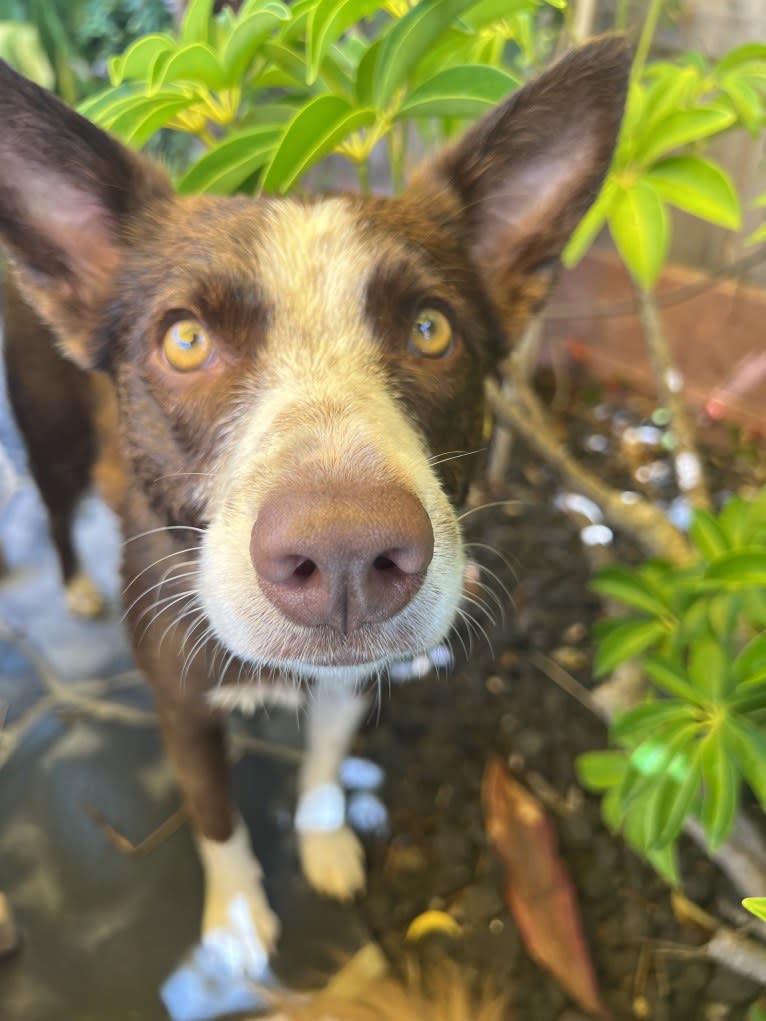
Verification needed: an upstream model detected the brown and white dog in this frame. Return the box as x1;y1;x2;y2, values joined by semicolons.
0;38;628;980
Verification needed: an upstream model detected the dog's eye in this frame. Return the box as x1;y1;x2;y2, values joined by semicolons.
409;308;452;358
162;319;213;372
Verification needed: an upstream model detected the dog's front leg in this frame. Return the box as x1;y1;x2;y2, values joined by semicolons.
155;697;280;974
296;681;369;900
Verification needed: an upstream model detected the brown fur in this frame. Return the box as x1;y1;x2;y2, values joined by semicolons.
0;38;629;969
273;965;508;1021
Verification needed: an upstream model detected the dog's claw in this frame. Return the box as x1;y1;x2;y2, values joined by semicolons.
299;825;366;901
65;572;105;618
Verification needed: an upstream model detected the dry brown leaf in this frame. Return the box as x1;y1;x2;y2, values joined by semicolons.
482;756;610;1019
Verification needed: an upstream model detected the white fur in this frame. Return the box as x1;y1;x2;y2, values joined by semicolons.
197;817;280;976
296;680;369;899
196;199;464;684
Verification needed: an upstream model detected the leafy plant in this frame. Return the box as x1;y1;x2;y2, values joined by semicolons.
0;0;171;103
563;40;766;290
578;489;766;884
76;0;570;195
743;897;766;923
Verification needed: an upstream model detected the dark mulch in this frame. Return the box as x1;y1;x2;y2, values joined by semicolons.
354;389;766;1021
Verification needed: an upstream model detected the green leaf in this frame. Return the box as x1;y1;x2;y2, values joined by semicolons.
563;176;618;268
611;699;696;747
699;732;738;851
727;717;766;809
641;66;702;134
594;617;668;676
354;36;381;106
621;724;699;814
733;633;766;684
373;0;475;111
644;656;705;704
689;508;729;559
108;34;176;86
742;897;766;923
705;548;766;588
154;43;226;90
646;156;741;230
722;73;764;134
719;496;754;548
222;5;292;85
576;750;627;791
592;565;670;617
715;43;766;74
688;635;728;699
259;40;309;87
395;64;518;120
637;106;737;166
78;83;144;122
653;744;703;848
106;94;198;147
608;179;669;290
177;124;281;194
261;95;375;193
749;222;766;245
181;0;214;44
306;0;381;85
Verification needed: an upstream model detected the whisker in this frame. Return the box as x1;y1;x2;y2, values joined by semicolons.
458;500;522;523
140;592;198;646
464;540;520;582
123;525;204;546
122;564;199;623
427;447;486;469
123;546;203;594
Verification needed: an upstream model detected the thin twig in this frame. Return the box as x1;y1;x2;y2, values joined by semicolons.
81;801;188;857
636;289;710;509
485;376;695;565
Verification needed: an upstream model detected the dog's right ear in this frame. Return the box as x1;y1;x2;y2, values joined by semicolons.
0;60;172;368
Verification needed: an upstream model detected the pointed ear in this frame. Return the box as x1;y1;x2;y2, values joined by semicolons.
406;35;630;343
0;60;172;368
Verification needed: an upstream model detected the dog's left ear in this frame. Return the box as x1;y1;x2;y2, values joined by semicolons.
406;35;630;342
0;60;172;367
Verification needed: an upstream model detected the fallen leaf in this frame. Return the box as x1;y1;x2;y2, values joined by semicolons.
482;756;611;1019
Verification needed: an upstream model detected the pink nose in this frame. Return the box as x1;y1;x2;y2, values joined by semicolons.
250;486;434;633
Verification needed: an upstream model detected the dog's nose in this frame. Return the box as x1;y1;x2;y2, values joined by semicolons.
250;486;434;633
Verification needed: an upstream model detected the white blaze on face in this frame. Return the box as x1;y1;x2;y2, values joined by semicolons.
197;198;464;681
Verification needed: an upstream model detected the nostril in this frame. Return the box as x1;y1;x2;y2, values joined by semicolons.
293;557;317;580
378;544;431;576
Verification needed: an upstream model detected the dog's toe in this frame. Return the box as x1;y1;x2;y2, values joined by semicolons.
65;572;105;618
299;825;366;901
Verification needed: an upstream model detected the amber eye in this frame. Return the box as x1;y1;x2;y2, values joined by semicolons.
409;308;452;358
162;319;213;372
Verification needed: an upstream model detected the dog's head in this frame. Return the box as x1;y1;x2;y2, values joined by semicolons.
0;39;628;685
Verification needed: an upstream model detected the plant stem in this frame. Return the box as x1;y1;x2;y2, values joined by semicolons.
614;0;630;31
636;287;710;510
485;375;695;565
357;159;371;195
632;0;663;81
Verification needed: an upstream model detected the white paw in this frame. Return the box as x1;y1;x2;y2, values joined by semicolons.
299;825;366;901
65;572;105;618
202;890;280;978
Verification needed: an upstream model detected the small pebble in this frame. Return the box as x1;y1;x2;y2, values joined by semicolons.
485;674;506;694
581;523;614;546
340;756;384;791
347;792;389;836
551;646;588;670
